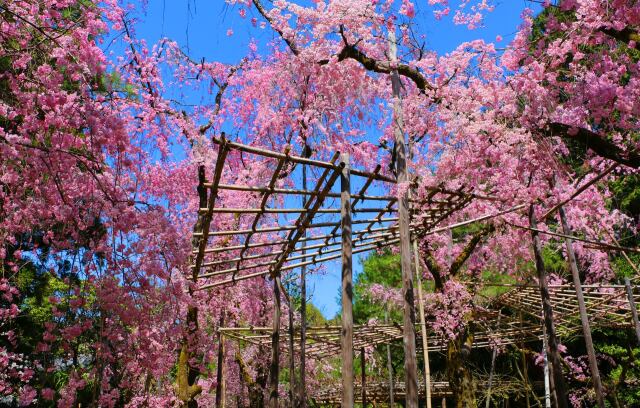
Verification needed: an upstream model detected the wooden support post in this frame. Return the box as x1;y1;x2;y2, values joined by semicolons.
529;205;568;408
414;241;432;408
519;312;530;408
624;277;640;344
361;347;367;407
288;293;296;407
270;277;282;408
385;309;395;408
558;207;605;408
215;315;226;408
542;326;551;408
340;153;354;408
300;160;308;408
485;312;502;408
389;28;419;408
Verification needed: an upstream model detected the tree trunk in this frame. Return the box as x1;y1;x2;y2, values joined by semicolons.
446;328;476;408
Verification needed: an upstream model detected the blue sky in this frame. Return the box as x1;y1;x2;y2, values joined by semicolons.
131;0;541;318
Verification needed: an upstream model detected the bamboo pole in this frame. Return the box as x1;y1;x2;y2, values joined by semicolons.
341;153;354;408
197;239;399;290
542;325;551;408
558;207;605;407
361;347;367;407
270;277;282;408
197;234;398;279
624;277;640;344
389;28;419;408
300;158;308;408
215;316;226;408
529;206;568;408
211;136;396;183
485;312;502;408
288;290;296;407
414;241;432;408
385;309;395;408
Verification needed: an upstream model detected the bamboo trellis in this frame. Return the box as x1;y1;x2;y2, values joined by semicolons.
310;379;543;405
217;283;640;359
190;136;477;289
492;283;640;333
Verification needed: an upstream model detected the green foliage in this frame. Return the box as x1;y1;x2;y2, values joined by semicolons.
352;250;403;324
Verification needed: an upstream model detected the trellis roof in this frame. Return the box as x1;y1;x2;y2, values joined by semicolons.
190;136;478;290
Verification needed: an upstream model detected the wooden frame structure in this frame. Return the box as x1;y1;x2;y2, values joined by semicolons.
310;379;544;406
493;283;640;333
190;135;476;407
191;135;640;408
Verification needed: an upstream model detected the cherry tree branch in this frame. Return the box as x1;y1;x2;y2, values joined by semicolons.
449;223;495;277
251;0;435;93
600;27;640;51
548;123;640;168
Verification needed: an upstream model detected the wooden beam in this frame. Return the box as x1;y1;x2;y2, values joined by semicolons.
390;29;419;408
192;137;229;277
529;205;568;408
270;277;282;408
558;207;605;408
196;239;399;290
385;309;395;408
340;153;354;408
361;347;367;408
300;157;308;408
215;315;226;408
211;136;395;183
414;240;432;408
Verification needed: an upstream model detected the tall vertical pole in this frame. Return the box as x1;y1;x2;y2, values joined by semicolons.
300;159;308;408
485;312;502;408
340;153;354;408
389;28;419;408
624;277;640;344
361;347;367;407
414;242;432;408
519;312;530;408
270;277;282;408
529;205;568;408
558;207;605;407
287;294;296;407
385;308;395;408
215;315;226;408
542;326;551;408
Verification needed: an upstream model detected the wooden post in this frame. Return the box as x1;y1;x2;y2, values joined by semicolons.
288;292;296;407
389;28;419;408
215;315;226;408
529;205;568;408
558;207;605;407
485;312;502;408
624;277;640;344
361;347;367;407
519;312;530;408
270;277;282;408
385;309;395;408
340;153;354;408
542;325;551;408
300;159;308;408
414;241;432;408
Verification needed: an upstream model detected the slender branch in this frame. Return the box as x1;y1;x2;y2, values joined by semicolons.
449;223;495;276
